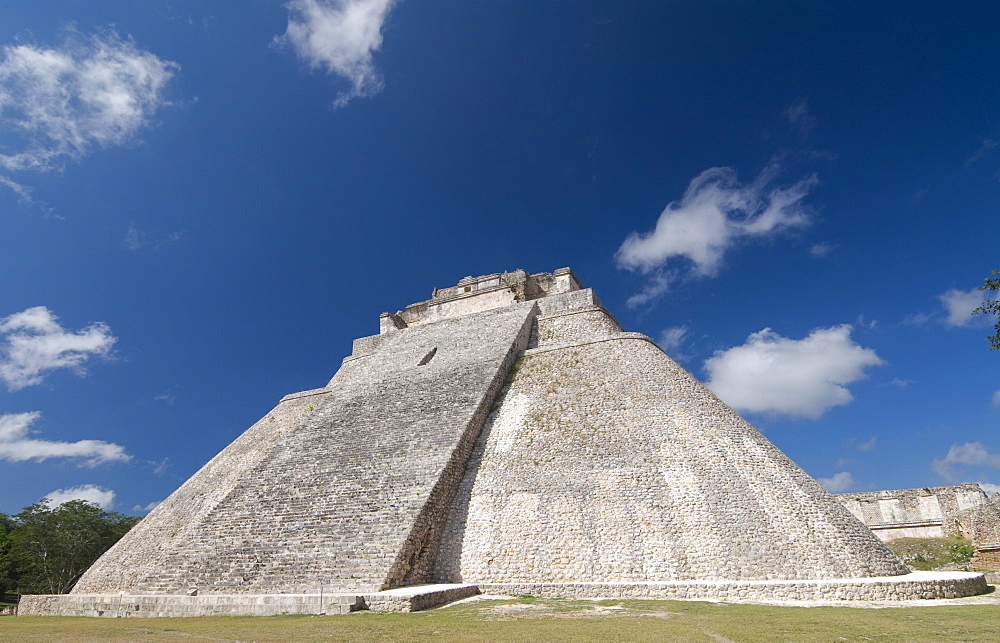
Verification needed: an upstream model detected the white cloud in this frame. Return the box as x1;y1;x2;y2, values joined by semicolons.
857;436;877;451
992;390;1000;408
657;325;690;355
900;312;931;327
275;0;395;108
0;174;33;200
965;138;998;167
938;287;986;327
0;306;116;391
616;163;816;305
153;386;179;405
132;500;161;513
703;324;883;419
817;471;858;492
0;412;129;466
932;442;1000;481
809;242;834;258
124;222;186;251
854;314;877;330
624;271;675;308
784;97;816;139
0;29;178;174
124;223;145;250
979;482;1000;497
44;484;115;510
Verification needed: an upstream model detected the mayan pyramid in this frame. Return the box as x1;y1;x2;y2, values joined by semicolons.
25;269;985;615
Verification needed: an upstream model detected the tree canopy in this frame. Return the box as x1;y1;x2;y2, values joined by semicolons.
973;269;1000;350
0;500;139;596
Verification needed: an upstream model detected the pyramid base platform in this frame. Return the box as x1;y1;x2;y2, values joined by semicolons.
480;571;989;602
17;573;990;616
16;583;480;617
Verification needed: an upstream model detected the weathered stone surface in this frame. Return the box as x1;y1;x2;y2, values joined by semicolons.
435;302;908;584
836;484;990;541
23;268;986;616
479;571;987;601
17;584;478;616
73;299;537;595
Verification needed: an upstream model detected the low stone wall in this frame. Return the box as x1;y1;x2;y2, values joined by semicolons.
480;572;988;602
18;584;481;617
18;593;346;617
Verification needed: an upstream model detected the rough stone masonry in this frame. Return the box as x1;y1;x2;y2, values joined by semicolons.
19;268;987;616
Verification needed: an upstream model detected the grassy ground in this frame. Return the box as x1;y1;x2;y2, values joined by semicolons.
885;537;975;571
3;596;1000;642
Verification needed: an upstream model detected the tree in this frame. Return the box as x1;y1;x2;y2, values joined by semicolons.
6;500;140;595
973;269;1000;350
0;513;15;596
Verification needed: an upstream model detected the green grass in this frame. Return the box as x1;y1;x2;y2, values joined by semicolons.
886;536;975;571
3;596;1000;642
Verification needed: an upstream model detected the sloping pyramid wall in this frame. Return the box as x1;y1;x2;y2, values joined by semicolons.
73;301;537;594
435;298;909;585
52;269;985;612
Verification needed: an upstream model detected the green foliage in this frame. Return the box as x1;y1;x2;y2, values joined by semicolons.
0;500;140;595
948;534;976;564
886;536;975;571
0;512;16;595
973;269;1000;350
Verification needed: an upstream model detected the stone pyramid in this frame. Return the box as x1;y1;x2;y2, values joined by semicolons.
29;269;985;615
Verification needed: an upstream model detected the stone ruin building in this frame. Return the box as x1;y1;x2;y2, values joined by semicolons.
837;484;1000;572
20;268;987;616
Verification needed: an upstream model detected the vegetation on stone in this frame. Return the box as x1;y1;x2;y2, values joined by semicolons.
887;537;976;571
0;500;138;595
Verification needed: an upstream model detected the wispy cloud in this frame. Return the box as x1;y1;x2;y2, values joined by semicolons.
0;411;129;466
274;0;396;108
0;174;33;201
932;441;1000;481
0;29;178;177
153;387;178;405
809;241;835;258
938;287;986;327
624;272;674;308
0;306;116;391
992;390;1000;408
900;312;931;327
784;97;816;139
704;324;883;419
44;484;116;510
902;285;988;328
132;500;161;513
616;162;816;305
817;471;858;492
657;326;691;353
857;436;878;451
124;222;186;251
965;137;998;167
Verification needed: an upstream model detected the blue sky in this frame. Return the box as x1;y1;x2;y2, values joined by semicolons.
1;1;997;515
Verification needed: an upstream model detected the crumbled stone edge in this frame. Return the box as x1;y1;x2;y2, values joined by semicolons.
479;572;988;601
